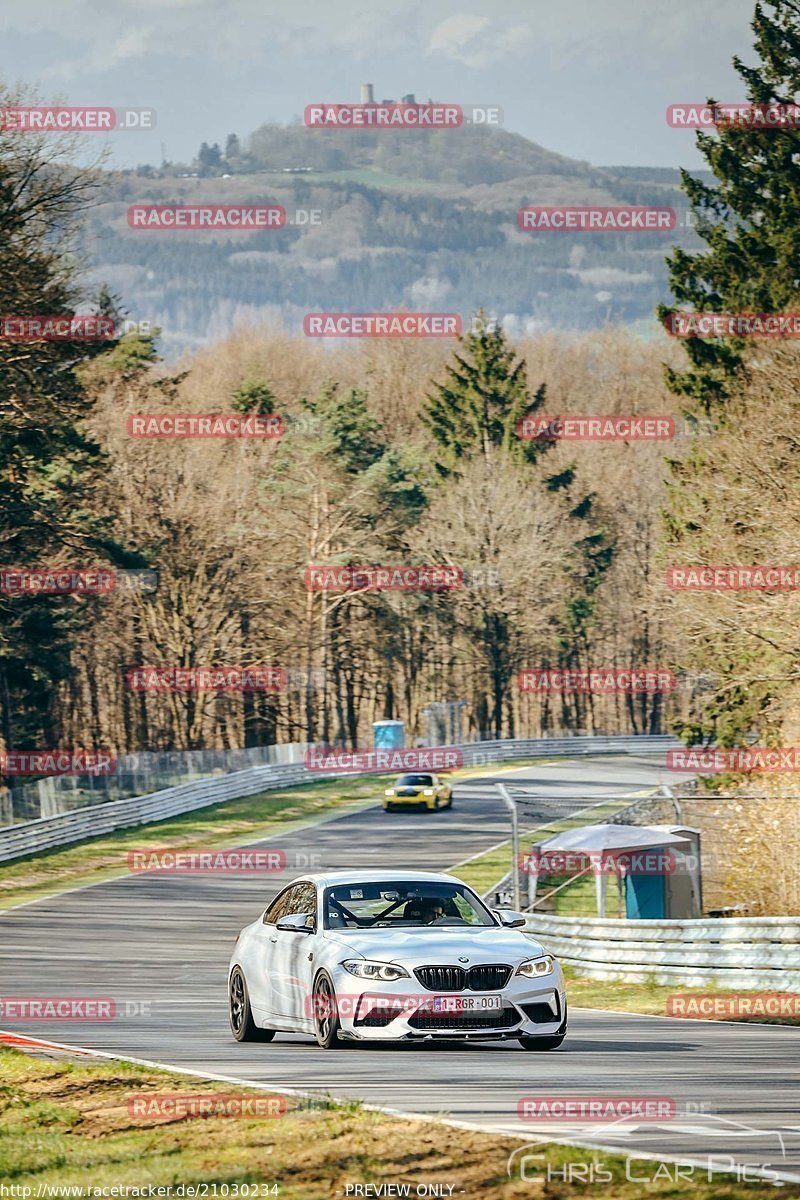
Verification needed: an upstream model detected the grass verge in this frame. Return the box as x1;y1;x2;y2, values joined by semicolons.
449;795;640;897
1;1044;794;1199
563;968;800;1026
0;756;553;913
0;777;379;912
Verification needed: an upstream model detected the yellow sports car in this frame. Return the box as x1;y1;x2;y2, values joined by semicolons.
383;772;454;812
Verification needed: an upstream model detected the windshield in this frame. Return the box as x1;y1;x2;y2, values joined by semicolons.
323;881;497;930
395;774;433;786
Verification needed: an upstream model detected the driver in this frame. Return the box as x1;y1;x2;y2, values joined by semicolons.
416;897;446;924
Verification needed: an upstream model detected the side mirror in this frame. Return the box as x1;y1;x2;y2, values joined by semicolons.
276;913;315;934
493;909;527;928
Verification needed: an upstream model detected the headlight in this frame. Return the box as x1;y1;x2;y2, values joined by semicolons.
341;959;410;981
423;788;434;796
384;789;394;796
516;955;555;978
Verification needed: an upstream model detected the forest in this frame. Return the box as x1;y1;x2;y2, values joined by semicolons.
2;0;800;770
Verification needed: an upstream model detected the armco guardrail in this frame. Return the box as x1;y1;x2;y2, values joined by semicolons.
4;742;310;824
459;734;680;762
0;734;680;865
525;913;800;992
0;762;313;865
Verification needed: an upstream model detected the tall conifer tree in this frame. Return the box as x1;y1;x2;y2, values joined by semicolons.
659;1;800;410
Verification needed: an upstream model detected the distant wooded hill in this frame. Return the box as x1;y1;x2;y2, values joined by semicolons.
87;122;704;357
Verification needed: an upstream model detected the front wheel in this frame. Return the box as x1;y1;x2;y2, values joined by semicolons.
229;967;275;1042
313;971;346;1049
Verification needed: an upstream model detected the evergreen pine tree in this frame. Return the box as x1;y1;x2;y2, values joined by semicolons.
660;2;800;746
659;0;800;411
232;378;278;415
422;315;552;475
0;95;134;750
422;315;613;733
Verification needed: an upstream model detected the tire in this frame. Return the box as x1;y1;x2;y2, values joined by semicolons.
433;796;440;811
384;804;393;812
229;966;275;1042
518;1001;567;1051
446;796;454;809
313;970;345;1049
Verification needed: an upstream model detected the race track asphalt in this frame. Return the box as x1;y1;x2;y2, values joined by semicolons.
2;754;798;1184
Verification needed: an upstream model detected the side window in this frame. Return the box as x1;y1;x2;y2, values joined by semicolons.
264;882;318;928
453;892;481;924
285;882;318;928
263;885;300;925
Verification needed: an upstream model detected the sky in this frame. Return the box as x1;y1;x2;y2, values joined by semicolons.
0;0;759;170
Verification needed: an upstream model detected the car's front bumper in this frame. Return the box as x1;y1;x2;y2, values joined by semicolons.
330;965;566;1041
385;797;434;808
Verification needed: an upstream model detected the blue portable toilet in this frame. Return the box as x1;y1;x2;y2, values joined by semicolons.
373;720;405;749
625;828;702;919
625;858;668;919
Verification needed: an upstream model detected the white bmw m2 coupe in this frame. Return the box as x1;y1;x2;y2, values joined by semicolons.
229;870;567;1050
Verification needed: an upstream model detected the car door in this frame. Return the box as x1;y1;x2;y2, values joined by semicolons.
269;881;319;1024
248;884;300;1018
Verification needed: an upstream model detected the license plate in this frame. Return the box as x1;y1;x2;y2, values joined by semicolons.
432;995;502;1013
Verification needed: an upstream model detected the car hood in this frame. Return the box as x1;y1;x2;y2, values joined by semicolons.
324;926;546;965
